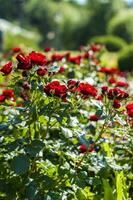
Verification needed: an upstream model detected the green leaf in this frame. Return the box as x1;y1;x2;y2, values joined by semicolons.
26;181;37;200
49;65;59;72
0;124;8;131
11;155;29;175
116;171;128;200
96;109;103;117
25;140;44;156
76;188;87;200
103;179;114;200
79;135;90;147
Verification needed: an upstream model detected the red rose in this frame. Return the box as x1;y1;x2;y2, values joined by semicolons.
107;88;129;100
58;66;65;73
11;47;21;53
67;80;79;93
126;103;133;117
101;86;108;94
108;77;116;84
44;47;52;52
90;44;101;52
79;144;87;153
2;89;15;101
28;51;47;66
76;82;97;97
99;67;119;75
68;55;81;65
89;114;99;121
37;67;47;76
126;103;133;110
0;95;6;102
116;81;128;88
83;52;91;59
0;61;13;75
112;99;121;109
16;54;32;70
127;110;133;117
96;95;103;101
44;81;67;99
51;53;63;61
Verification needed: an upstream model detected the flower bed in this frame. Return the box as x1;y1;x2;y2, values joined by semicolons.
0;44;132;199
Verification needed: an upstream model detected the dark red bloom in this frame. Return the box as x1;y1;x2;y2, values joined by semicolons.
116;81;128;88
107;88;129;100
108;77;116;84
89;114;99;121
67;80;79;93
79;144;95;153
63;52;71;59
79;144;87;153
44;47;52;52
83;52;91;59
112;99;121;109
76;83;97;97
0;95;6;102
99;67;119;75
51;53;63;61
67;80;77;87
90;44;102;52
101;86;108;94
0;61;12;75
22;82;31;90
126;103;133;110
58;66;65;73
44;81;67;99
11;47;21;53
126;103;133;117
96;95;103;101
68;55;81;65
2;89;15;100
16;54;32;70
28;51;47;66
37;67;47;76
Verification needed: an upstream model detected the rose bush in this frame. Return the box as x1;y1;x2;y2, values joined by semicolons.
0;44;132;200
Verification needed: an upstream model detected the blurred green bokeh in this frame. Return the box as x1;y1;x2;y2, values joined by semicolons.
0;0;132;50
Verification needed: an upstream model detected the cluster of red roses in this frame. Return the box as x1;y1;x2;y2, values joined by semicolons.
0;43;103;77
44;80;98;100
16;51;47;70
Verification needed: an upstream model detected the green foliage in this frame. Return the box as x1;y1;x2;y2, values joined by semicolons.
118;44;133;71
108;9;133;43
3;32;41;51
24;0;88;49
90;35;127;52
102;179;114;200
11;155;29;175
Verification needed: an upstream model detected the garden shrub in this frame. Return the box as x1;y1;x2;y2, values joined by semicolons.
108;9;133;43
118;44;133;71
90;35;127;52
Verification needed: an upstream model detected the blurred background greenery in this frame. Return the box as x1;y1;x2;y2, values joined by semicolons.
0;0;133;51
